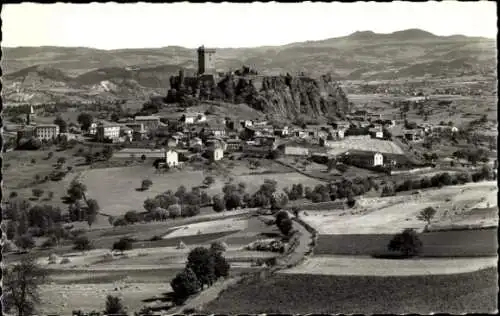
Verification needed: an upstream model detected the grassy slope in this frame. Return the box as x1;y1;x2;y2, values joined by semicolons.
203;267;498;314
314;228;498;257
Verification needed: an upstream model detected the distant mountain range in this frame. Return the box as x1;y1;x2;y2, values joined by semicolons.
2;29;496;105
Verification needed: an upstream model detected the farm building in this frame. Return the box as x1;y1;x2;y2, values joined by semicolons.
166;150;179;167
274;126;290;137
134;115;161;131
340;150;384;167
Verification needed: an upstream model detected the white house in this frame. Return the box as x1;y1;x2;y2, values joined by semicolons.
34;124;60;140
210;147;224;161
165;150;179;167
373;152;384;166
184;112;206;124
96;123;121;142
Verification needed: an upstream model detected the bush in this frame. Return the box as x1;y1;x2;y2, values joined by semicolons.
124;210;140;224
182;204;201;217
210;241;228;254
113;217;128;227
112;237;133;254
73;235;93;251
104;295;126;314
41;236;57;249
141;179;153;190
32;188;44;198
212;195;225;212
347;196;356;208
14;234;35;252
388;228;423;258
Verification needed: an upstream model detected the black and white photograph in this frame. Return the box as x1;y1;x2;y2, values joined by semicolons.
1;2;498;315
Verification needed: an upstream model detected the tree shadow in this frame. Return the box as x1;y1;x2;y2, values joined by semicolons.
136;187;147;192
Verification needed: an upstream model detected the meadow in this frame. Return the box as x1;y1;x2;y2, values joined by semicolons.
202;267;498;314
314;227;498;257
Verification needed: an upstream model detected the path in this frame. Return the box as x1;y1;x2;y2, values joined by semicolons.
172;214;316;313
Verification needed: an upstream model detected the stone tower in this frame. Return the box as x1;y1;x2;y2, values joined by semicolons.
197;45;216;76
26;105;36;125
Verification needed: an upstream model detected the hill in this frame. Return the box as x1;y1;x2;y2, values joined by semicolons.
2;29;496;105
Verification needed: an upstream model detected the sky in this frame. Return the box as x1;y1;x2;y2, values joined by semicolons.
2;2;497;50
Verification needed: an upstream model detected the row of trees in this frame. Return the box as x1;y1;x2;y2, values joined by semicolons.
170;242;230;304
395;167;495;194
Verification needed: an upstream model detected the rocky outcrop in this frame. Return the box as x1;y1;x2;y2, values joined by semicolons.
165;70;351;118
245;73;351;118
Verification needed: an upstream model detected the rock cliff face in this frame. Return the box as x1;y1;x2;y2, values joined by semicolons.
167;72;352;119
213;73;351;119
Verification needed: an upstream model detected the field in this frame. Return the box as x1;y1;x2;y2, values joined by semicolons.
2;147;86;190
202;268;498;314
7;213;281;315
313;228;498;257
326;137;405;155
280;255;497;276
299;181;498;235
79;164;322;216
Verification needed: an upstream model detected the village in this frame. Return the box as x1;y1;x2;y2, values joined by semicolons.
2;22;497;316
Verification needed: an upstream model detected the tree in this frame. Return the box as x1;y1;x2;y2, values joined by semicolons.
200;191;211;205
104;295;126;314
124;210;140;224
204;176;215;187
141;154;146;161
3;256;47;316
417;206;437;229
141;179;153;190
275;210;290;227
77;112;93;131
212;251;230;279
212;195;225;212
278;218;293;236
67;180;88;203
170;268;202;304
186;247;216;287
388;228;423;258
168;204;182;219
86;199;100;228
210;241;228;254
32;188;44;198
47;191;55;200
53;115;68;133
15;234;35;252
73;235;93;251
112;237;133;254
182;204;201;217
143;198;159;212
225;192;242;210
270;193;289;211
